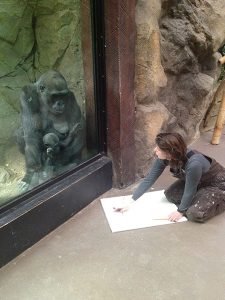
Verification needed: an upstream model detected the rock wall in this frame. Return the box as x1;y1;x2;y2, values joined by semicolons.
1;0;225;188
0;0;83;167
135;0;225;176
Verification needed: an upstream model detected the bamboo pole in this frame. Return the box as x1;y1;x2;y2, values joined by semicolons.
211;92;225;144
219;56;225;65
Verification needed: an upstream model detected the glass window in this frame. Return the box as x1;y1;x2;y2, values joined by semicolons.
0;0;100;207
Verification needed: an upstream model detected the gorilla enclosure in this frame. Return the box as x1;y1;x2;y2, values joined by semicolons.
0;1;97;205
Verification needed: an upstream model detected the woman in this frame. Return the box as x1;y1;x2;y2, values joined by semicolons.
115;132;225;222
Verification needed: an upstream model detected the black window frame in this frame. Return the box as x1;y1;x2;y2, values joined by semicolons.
0;0;107;214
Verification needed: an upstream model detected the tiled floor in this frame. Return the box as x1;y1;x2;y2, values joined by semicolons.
0;130;225;300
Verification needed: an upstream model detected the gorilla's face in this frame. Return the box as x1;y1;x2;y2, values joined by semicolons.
48;94;67;115
37;70;70;115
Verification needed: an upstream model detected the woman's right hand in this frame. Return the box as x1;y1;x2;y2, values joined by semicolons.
113;197;135;213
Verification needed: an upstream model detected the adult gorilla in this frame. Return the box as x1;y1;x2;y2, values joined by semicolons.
16;70;85;191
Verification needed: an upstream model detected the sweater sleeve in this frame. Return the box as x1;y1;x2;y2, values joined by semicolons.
132;159;168;201
177;159;204;212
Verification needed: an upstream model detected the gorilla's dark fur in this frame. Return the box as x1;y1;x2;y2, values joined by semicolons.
16;70;85;190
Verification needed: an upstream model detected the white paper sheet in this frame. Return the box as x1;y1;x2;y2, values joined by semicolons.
100;190;187;232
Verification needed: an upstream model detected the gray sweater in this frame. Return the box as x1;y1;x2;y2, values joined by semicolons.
132;150;211;212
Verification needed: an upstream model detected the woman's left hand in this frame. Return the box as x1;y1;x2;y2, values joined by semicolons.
168;211;183;222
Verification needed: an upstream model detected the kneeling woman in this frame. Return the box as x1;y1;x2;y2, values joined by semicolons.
116;132;225;222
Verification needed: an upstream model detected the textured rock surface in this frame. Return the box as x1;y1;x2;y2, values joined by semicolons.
0;0;83;161
0;0;84;163
135;1;167;104
1;0;225;187
0;0;85;201
135;102;172;176
135;0;225;176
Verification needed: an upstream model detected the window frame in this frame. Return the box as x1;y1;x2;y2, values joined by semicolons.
0;0;107;214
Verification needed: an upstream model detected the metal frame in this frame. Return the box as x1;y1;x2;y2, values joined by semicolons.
0;0;108;214
91;0;107;153
0;0;112;267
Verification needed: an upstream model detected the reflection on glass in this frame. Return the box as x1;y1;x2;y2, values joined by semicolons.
0;1;97;206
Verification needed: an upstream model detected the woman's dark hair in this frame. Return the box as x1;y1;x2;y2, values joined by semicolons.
155;132;187;167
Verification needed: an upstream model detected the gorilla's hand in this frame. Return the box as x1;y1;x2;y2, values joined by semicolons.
18;171;46;192
70;123;82;136
60;122;82;148
18;181;30;193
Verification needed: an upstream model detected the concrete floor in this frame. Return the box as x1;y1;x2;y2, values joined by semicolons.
1;130;225;300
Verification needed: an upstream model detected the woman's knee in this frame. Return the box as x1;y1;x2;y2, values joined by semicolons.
186;207;206;223
186;199;225;223
164;180;185;205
